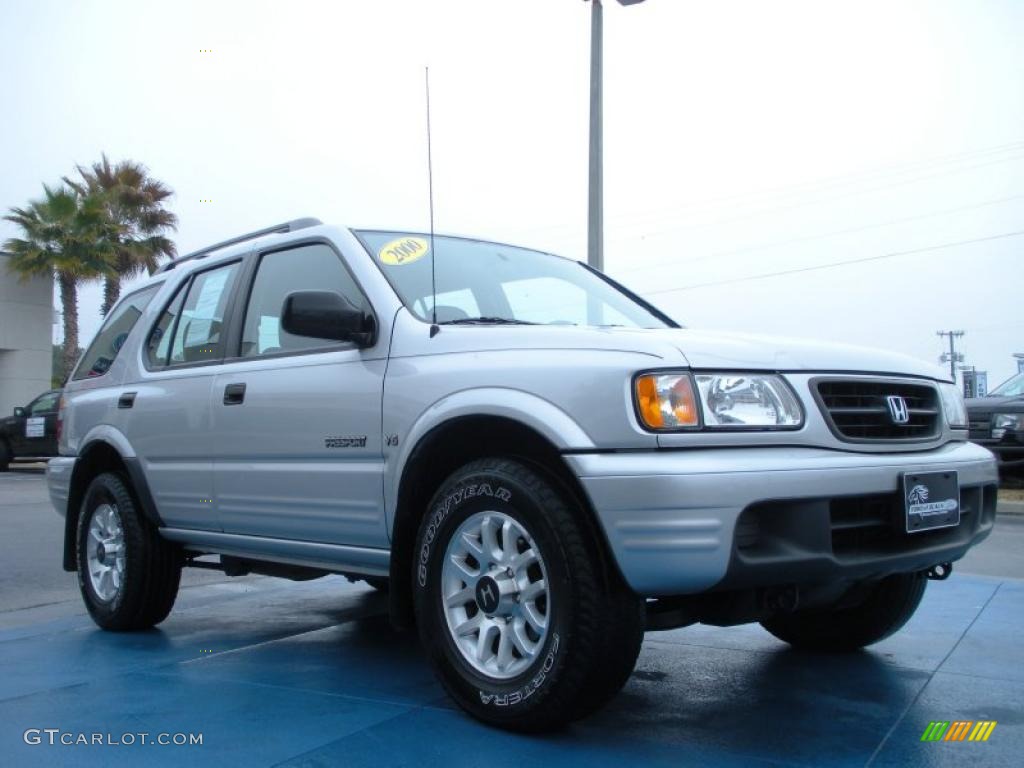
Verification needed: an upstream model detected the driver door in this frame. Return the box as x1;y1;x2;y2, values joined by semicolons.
12;391;60;456
210;241;389;548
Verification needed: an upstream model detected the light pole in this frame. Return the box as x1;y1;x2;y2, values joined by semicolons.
587;0;646;272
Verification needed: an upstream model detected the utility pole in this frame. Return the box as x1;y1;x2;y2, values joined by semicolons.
587;0;604;272
586;0;647;273
937;330;965;381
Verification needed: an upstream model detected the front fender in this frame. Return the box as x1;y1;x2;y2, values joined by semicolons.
383;387;595;536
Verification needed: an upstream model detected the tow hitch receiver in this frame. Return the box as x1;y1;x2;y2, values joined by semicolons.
926;562;953;581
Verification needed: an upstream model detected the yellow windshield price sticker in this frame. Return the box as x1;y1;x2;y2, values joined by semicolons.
379;236;429;266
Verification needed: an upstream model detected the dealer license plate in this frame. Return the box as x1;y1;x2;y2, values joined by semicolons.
903;471;960;533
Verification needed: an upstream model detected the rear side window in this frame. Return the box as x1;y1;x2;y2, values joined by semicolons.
147;262;240;367
240;244;367;358
73;284;160;380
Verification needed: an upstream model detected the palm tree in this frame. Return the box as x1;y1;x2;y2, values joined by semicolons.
68;154;178;315
3;185;113;381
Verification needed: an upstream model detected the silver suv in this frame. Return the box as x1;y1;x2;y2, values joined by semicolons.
48;218;998;730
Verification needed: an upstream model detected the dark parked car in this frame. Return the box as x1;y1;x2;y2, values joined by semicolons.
0;390;62;470
967;372;1024;469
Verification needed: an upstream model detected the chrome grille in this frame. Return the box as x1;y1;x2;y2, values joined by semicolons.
814;379;941;442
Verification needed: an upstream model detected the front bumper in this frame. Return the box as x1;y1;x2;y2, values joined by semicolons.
566;441;998;596
47;456;77;518
970;437;1024;467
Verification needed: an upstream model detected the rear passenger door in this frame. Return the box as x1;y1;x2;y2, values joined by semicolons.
209;240;388;548
128;260;243;532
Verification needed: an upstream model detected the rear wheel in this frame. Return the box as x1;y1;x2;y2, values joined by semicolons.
0;439;11;471
76;472;182;631
413;458;644;731
761;572;927;651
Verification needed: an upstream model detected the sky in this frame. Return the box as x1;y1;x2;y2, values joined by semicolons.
1;0;1022;386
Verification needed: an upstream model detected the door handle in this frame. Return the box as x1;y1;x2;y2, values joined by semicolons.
118;392;137;409
223;383;246;405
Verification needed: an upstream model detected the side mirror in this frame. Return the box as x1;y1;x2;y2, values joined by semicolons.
13;406;26;418
281;291;375;347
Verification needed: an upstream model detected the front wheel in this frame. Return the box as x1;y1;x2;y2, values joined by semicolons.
413;458;644;731
76;472;182;631
760;572;927;651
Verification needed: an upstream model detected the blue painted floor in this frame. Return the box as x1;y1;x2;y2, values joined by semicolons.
0;573;1020;767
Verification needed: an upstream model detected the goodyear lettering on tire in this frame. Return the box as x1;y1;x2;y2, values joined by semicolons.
379;236;429;266
418;483;512;587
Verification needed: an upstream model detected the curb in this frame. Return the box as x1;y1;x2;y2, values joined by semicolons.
998;500;1024;517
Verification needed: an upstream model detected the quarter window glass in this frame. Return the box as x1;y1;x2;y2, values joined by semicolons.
73;284;160;380
241;244;366;357
168;263;240;365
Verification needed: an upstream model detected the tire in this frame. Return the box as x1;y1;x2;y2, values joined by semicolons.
0;439;11;471
363;576;389;592
413;457;644;731
76;472;182;631
760;572;927;651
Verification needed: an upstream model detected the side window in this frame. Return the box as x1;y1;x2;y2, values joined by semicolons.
28;392;60;415
73;284;160;380
146;263;239;368
168;263;240;365
241;244;368;357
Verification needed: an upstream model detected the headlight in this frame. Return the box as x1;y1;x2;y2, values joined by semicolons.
634;372;803;430
694;374;803;428
993;413;1024;439
938;382;968;429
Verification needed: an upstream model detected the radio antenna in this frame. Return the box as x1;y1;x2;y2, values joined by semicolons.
425;66;439;337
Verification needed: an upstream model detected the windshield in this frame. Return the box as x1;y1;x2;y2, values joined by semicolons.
990;372;1024;397
354;231;672;329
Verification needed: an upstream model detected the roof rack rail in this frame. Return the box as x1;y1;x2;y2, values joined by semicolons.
157;217;323;273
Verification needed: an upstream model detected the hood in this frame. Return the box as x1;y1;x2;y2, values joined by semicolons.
602;327;947;379
393;311;947;379
966;396;1024;414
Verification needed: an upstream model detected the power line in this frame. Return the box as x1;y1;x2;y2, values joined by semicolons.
607;151;1024;247
643;229;1024;296
509;139;1024;241
611;192;1024;276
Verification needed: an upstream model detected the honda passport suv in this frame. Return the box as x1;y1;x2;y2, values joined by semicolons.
48;218;998;731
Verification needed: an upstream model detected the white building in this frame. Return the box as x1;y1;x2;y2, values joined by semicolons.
0;252;53;413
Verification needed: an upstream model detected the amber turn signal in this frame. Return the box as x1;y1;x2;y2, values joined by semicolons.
635;373;699;430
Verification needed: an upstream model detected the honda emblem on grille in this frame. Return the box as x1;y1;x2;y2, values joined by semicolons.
886;395;910;424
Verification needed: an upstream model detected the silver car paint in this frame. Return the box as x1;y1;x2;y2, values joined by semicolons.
48;222;998;596
568;440;996;595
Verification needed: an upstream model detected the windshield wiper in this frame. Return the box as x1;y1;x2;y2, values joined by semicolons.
438;316;538;325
